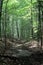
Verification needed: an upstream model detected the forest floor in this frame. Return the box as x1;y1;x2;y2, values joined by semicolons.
0;38;43;65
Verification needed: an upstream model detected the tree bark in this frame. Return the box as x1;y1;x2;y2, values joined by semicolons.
31;0;33;39
38;0;42;49
0;0;3;37
4;0;9;50
16;20;19;39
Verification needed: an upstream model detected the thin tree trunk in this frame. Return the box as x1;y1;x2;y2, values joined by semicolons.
11;16;14;41
16;20;19;39
0;0;3;38
31;0;33;39
4;0;9;50
38;0;42;49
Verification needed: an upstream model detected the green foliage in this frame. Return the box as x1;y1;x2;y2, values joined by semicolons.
0;0;42;41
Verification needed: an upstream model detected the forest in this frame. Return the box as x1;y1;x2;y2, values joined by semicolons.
0;0;43;65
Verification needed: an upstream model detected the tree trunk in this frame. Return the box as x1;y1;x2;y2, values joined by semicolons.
4;0;9;50
0;0;3;37
38;1;42;49
31;0;33;39
16;21;19;39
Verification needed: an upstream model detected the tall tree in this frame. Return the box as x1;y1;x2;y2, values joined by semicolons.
0;0;3;38
4;0;9;49
38;0;42;49
31;0;33;39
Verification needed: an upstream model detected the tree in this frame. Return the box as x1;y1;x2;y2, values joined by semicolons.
4;0;9;49
37;0;42;48
0;0;3;38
